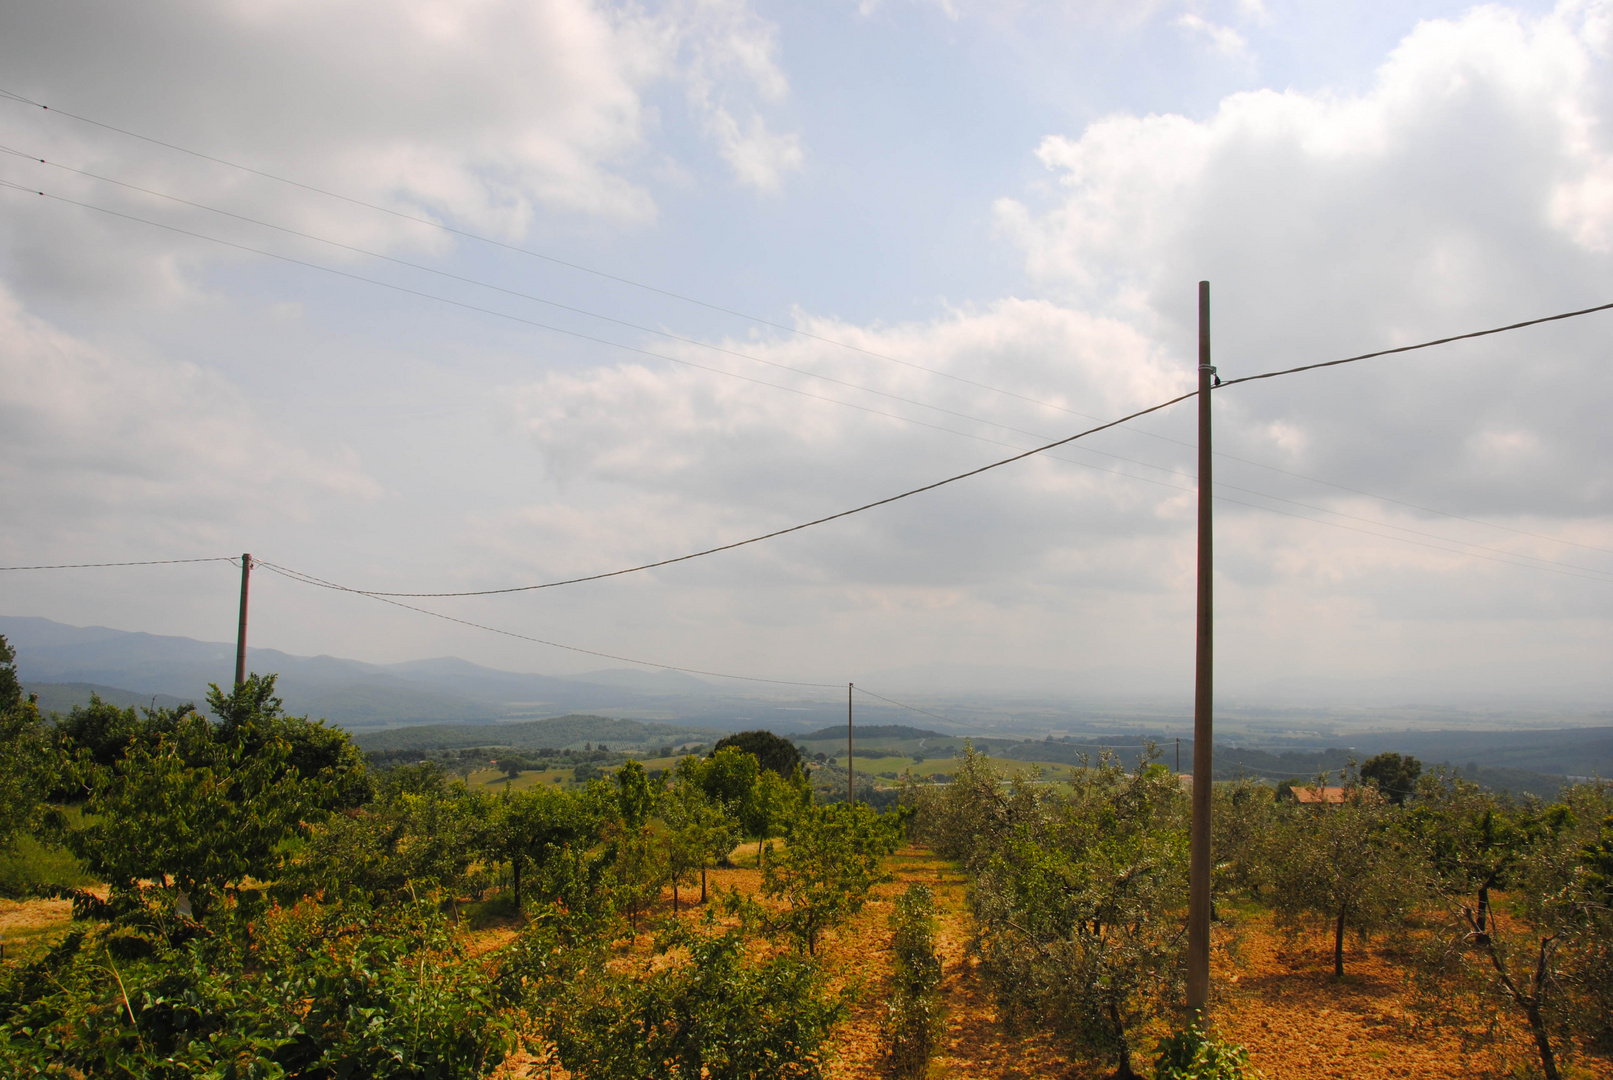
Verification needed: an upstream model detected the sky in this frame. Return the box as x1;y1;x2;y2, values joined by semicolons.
2;0;1611;705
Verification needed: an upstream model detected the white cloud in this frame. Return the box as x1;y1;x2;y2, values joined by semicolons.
464;0;1613;688
1173;13;1248;58
666;0;805;191
0;0;800;306
997;1;1613;520
0;284;378;552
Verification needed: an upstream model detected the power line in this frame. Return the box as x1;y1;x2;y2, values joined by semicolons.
37;139;1595;568
0;146;1086;443
0;85;1082;414
8;90;1605;564
1216;302;1613;387
253;389;1200;598
257;296;1613;598
851;685;965;726
11;166;1597;578
0;177;1034;446
253;560;841;689
7;152;1602;569
0;556;235;571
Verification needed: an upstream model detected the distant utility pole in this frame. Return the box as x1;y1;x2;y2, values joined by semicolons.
847;682;855;804
235;553;252;688
1176;736;1181;774
1186;282;1215;1012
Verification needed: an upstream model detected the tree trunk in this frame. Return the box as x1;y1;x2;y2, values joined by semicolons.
1334;906;1347;977
1525;1002;1560;1080
1108;998;1135;1079
701;866;707;904
673;881;679;915
513;857;522;910
1476;920;1561;1080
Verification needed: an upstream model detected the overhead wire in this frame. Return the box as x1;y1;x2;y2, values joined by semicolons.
7;87;1608;563
254;296;1613;598
252;560;841;688
0;556;236;571
250;387;1199;598
0;144;1079;442
4;108;1610;593
0;85;1116;416
5;140;1605;567
9;168;1598;580
0;176;1021;445
851;685;965;726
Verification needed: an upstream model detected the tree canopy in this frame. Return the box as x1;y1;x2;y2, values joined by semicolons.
711;730;802;778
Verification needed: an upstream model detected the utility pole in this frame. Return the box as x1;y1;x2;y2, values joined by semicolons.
847;682;855;804
235;553;252;688
1176;736;1181;774
1187;281;1215;1012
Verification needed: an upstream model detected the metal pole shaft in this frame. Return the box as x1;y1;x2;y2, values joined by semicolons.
235;553;252;688
847;683;854;805
1187;282;1215;1011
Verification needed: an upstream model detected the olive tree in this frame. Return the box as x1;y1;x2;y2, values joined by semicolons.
970;758;1189;1079
1410;775;1612;1080
750;798;903;955
1271;781;1414;977
662;771;740;909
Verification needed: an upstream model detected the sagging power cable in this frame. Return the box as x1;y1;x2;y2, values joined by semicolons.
257;296;1613;598
252;560;843;689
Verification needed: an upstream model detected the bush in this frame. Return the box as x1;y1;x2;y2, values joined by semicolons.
753;799;904;955
529;919;847;1080
960;754;1188;1079
0;897;515;1077
882;883;944;1079
1154;1025;1260;1080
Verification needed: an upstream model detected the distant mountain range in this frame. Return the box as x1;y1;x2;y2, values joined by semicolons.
7;616;1612;800
0;615;812;730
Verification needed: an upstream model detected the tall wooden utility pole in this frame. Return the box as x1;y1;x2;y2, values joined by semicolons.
847;683;855;804
1186;282;1215;1011
234;553;252;688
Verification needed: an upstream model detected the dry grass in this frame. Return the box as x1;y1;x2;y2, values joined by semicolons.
0;896;78;965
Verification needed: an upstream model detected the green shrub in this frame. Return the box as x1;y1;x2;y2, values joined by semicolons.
881;883;943;1079
0;896;515;1077
527;918;848;1080
1153;1025;1259;1080
966;757;1187;1079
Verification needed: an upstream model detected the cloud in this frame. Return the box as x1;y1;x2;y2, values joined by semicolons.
666;0;805;191
0;0;799;305
464;1;1613;688
996;1;1613;522
1173;13;1248;58
0;283;378;551
506;298;1185;584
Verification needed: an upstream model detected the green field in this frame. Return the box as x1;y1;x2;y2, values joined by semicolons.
467;754;689;790
843;753;1075;782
